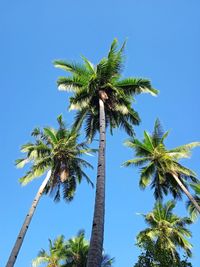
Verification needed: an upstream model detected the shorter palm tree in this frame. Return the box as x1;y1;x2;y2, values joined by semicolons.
32;231;114;267
187;183;200;221
32;235;67;267
136;201;193;260
6;115;93;267
123;119;200;213
64;230;89;267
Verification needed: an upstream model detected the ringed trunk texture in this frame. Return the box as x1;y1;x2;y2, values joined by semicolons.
6;170;52;267
87;98;106;267
172;172;200;214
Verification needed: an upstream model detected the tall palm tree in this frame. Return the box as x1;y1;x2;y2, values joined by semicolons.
6;115;93;267
123;119;200;213
32;231;114;267
54;39;157;267
187;183;200;221
136;201;193;261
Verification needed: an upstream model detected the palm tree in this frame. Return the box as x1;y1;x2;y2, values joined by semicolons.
6;115;93;267
54;39;157;267
32;231;114;267
136;201;193;262
32;235;67;267
123;119;200;213
187;183;200;221
64;230;89;267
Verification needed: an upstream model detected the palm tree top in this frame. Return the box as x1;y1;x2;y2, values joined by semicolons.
123;119;200;199
137;200;193;258
32;231;114;267
54;39;158;141
16;115;94;201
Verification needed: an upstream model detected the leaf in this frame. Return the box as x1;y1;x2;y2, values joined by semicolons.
144;131;154;150
169;142;200;153
43;128;58;144
15;158;29;168
190;183;200;195
81;55;95;74
122;157;150;167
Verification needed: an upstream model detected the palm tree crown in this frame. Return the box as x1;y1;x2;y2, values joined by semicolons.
16;115;93;201
32;235;67;267
54;39;157;141
123;119;200;200
137;201;193;259
32;231;114;267
64;230;89;267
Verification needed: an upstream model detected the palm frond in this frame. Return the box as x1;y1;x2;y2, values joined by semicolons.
169;142;200;154
152;118;164;145
72;108;88;132
140;162;155;189
122;157;150;167
81;55;96;74
15;158;29;168
57;76;85;92
115;78;158;96
43;127;58;144
190;182;200;194
187;195;200;221
54;60;89;76
32;255;49;267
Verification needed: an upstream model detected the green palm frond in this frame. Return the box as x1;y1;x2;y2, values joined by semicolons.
186;183;200;221
139;162;155;189
15;158;29;168
57;76;86;91
187;196;200;221
19;166;47;185
43;127;58;144
143;131;154;150
122;157;151;167
115;78;158;96
169;142;200;154
54;60;89;76
173;162;197;178
32;255;49;267
81;55;96;74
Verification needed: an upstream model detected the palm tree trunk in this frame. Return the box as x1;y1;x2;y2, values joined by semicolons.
6;170;52;267
172;172;200;214
87;98;106;267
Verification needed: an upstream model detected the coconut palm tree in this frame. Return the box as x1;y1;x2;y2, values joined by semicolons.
54;39;157;267
32;231;114;267
64;230;89;267
187;183;200;221
123;119;200;213
134;239;192;267
32;235;67;267
64;231;113;267
136;201;193;261
6;115;93;267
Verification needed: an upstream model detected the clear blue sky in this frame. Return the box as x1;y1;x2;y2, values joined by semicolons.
1;0;200;266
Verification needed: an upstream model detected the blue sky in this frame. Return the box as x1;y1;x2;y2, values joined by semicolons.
1;0;200;266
